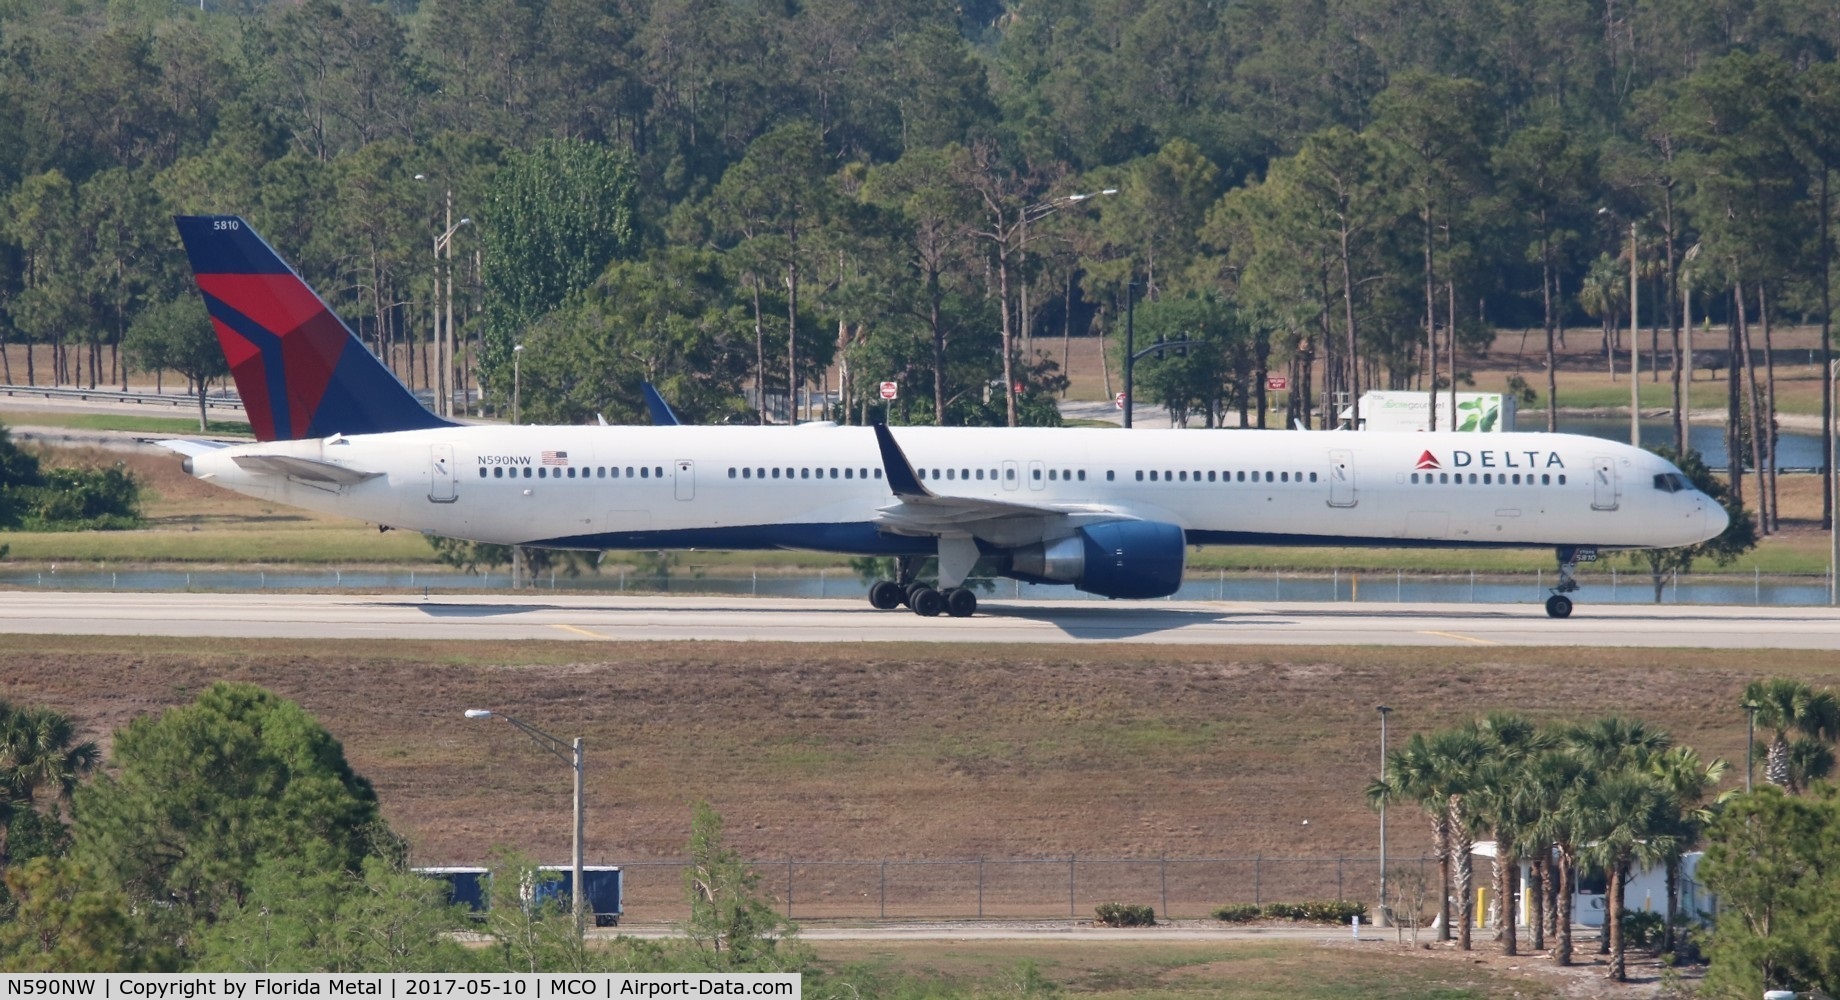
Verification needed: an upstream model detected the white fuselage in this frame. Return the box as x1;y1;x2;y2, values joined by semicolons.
184;425;1722;555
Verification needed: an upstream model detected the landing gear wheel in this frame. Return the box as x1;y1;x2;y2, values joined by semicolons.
944;587;977;618
910;586;943;617
868;581;902;610
1545;594;1573;619
905;581;932;606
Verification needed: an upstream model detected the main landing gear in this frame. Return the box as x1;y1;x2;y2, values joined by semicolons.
867;556;978;618
1545;545;1596;619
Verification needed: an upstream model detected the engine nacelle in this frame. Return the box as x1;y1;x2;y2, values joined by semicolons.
1004;520;1186;599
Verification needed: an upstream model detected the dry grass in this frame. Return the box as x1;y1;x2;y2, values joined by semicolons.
811;939;1572;999
0;636;1823;923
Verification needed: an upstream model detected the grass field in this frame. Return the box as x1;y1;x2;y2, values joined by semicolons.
808;939;1578;999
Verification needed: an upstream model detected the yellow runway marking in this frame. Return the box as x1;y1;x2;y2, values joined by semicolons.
552;623;609;639
1419;630;1498;646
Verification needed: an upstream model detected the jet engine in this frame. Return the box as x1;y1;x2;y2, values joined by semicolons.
1002;520;1186;599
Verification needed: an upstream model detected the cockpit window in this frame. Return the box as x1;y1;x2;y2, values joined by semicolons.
1652;472;1693;493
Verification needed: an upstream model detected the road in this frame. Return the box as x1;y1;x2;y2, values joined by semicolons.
3;591;1837;647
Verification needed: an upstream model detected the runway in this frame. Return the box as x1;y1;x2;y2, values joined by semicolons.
3;591;1837;647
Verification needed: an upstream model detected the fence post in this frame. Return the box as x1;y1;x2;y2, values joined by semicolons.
978;858;985;919
1337;857;1343;901
880;860;886;920
1255;855;1262;905
786;860;794;918
1069;855;1076;918
1161;855;1169;919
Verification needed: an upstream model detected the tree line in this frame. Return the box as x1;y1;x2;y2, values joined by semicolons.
1370;676;1840;993
1;0;1837;526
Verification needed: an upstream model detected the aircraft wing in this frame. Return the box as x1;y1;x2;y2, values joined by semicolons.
229;453;384;486
869;424;1129;534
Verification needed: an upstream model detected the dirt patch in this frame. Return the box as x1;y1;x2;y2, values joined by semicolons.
1;639;1819;874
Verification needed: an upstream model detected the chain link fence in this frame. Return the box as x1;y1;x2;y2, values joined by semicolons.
489;854;1440;923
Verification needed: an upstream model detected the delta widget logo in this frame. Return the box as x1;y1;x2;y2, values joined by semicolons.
1415;451;1441;470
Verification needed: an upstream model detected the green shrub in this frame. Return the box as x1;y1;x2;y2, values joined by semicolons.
1258;900;1367;924
1211;903;1260;923
1094;902;1155;927
1621;909;1664;950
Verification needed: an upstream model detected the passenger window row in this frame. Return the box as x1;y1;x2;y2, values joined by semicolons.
728;467;884;481
1411;472;1566;486
480;465;663;479
1134;469;1318;484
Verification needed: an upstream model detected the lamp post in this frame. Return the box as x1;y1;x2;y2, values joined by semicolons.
1598;209;1641;446
1123;280;1136;428
415;176;470;418
1742;699;1758;792
990;188;1117;427
1629;220;1640;447
512;344;524;425
1377;704;1391;923
466;709;585;937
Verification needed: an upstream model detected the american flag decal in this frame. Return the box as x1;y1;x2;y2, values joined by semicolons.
542;451;569;466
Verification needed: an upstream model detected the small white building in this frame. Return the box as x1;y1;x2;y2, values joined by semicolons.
1470;841;1710;929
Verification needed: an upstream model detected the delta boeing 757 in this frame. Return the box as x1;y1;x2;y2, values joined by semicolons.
163;216;1727;619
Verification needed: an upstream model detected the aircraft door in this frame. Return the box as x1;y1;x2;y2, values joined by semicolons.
1591;456;1618;510
1001;460;1020;491
1027;460;1046;491
674;459;695;501
428;444;458;503
1327;449;1356;508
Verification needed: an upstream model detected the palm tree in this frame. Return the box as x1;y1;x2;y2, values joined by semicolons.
1577;769;1678;982
1566;717;1674;982
1524;746;1590;964
1470;713;1555;957
0;703;100;868
1428;725;1491;951
1648;745;1731;955
1742;678;1840;794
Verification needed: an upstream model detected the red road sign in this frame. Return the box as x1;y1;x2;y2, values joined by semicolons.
1114;392;1126;409
1266;376;1289;391
879;381;898;400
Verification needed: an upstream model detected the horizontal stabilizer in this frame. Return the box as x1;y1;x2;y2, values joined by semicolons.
231;453;383;486
155;439;231;458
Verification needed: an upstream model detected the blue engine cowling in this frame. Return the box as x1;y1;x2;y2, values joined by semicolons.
1003;520;1186;599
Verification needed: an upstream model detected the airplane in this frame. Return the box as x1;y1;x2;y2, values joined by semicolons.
164;215;1729;620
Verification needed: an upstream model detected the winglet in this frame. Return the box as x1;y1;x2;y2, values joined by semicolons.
642;382;681;426
872;424;932;498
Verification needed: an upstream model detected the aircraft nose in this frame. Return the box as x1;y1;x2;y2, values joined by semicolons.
1701;498;1729;539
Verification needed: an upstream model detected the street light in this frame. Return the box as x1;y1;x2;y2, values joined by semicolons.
465;709;586;937
416;176;470;418
992;188;1118;427
512;344;524;425
1599;208;1640;447
1377;704;1391;923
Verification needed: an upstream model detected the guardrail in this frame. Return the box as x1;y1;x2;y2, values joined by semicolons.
0;384;245;410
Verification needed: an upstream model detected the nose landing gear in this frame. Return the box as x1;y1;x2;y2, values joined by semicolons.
1546;545;1596;618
